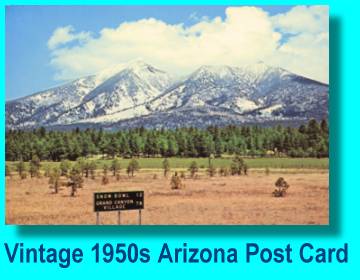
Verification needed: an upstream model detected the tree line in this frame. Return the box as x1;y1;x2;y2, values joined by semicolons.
6;119;329;161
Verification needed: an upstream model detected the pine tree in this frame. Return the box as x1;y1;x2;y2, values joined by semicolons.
89;161;97;180
16;160;26;179
110;159;121;179
49;167;61;194
102;164;109;185
68;165;83;197
127;159;140;177
29;155;41;178
162;158;170;177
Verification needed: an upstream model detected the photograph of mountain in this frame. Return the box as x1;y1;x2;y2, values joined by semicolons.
5;5;329;225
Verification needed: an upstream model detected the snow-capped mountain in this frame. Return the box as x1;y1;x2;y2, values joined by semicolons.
6;61;328;130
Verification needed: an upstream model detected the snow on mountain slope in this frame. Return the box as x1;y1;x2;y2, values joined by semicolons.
6;61;328;130
6;75;109;128
53;61;172;125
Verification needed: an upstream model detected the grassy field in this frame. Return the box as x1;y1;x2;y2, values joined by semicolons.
6;157;329;171
6;169;329;225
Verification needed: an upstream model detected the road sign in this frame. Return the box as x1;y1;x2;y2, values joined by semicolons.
94;191;144;225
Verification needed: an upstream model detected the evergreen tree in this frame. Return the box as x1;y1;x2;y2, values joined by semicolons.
29;155;41;178
67;165;83;197
49;167;61;194
127;159;140;177
162;158;170;177
110;159;121;178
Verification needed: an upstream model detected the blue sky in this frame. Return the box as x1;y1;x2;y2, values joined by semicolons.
7;5;325;101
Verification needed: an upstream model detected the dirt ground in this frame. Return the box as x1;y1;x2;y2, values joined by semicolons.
5;169;329;225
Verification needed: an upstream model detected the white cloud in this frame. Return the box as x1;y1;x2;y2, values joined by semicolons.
48;6;328;83
47;25;91;50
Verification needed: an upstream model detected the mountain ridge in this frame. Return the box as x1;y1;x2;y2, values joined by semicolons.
6;61;328;130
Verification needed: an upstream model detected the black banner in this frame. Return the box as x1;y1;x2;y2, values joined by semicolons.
94;191;144;212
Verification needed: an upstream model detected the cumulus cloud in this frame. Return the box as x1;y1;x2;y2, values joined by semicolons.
48;6;328;83
47;25;91;50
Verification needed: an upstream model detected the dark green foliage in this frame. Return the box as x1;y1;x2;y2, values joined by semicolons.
6;120;328;161
162;158;170;177
188;161;198;178
68;164;83;197
29;155;41;178
272;177;290;197
127;159;140;177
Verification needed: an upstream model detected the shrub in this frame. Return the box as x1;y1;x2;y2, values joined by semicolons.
170;172;184;190
49;167;61;194
188;161;198;178
67;164;83;197
207;163;216;177
5;164;11;177
219;167;229;176
44;164;51;177
89;161;97;180
60;160;71;177
162;158;170;177
230;156;248;175
102;164;109;185
272;177;290;197
16;160;26;179
29;155;41;178
265;167;270;176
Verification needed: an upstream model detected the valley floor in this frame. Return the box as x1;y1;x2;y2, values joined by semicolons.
6;169;329;225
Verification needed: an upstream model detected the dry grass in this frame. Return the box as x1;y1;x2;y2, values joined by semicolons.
5;169;329;225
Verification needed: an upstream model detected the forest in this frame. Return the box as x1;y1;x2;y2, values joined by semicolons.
5;119;329;162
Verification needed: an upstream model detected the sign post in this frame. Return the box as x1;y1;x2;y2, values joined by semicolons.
94;191;144;225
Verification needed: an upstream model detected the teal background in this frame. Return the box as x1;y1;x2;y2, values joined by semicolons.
1;1;358;278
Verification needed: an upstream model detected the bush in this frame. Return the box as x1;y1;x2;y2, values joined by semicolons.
49;167;61;194
60;160;71;177
272;177;290;197
127;159;140;177
188;161;198;178
29;155;41;178
162;158;170;177
67;164;83;197
5;164;11;177
207;163;216;177
219;167;229;176
265;167;270;176
102;164;109;185
170;172;184;190
16;160;26;179
230;156;248;175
